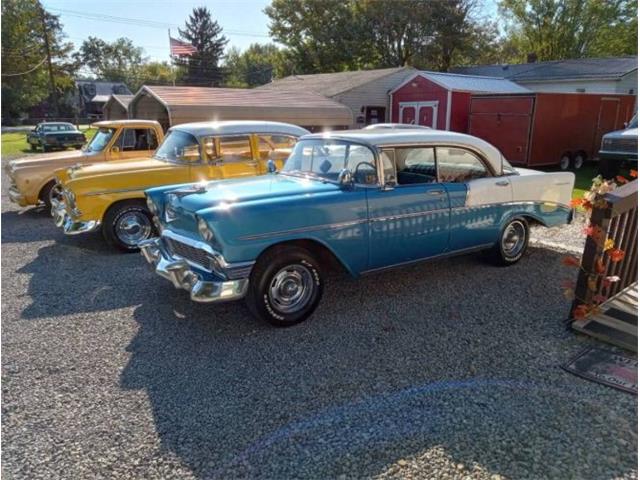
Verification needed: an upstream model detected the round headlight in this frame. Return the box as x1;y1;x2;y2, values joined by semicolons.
146;196;158;215
198;217;215;243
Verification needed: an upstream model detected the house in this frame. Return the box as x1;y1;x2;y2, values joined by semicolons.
452;56;637;95
103;94;134;120
389;71;530;131
128;85;353;131
257;67;417;127
75;80;132;120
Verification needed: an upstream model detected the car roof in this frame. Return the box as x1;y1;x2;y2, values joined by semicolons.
363;123;432;130
91;119;161;128
302;129;505;174
39;122;75;127
170;120;310;138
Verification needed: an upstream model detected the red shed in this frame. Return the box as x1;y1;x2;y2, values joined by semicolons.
389;72;530;132
468;92;636;169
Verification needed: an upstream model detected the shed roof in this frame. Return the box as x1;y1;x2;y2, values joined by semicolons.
257;67;416;97
391;71;530;94
132;85;353;127
452;56;638;82
108;94;134;109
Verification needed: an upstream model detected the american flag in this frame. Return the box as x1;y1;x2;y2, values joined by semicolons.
170;37;197;57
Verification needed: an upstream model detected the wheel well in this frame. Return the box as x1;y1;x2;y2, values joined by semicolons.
257;239;350;276
103;197;147;219
38;179;56;200
519;214;544;228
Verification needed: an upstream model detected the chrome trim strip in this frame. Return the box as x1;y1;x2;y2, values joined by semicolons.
451;200;571;211
369;207;449;223
85;186;147;196
238;219;368;241
361;243;495;275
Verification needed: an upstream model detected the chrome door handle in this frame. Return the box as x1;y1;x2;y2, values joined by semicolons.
495;180;509;186
428;189;445;195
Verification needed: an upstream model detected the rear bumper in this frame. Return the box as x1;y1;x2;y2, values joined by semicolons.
139;236;250;304
598;151;638;162
51;199;100;235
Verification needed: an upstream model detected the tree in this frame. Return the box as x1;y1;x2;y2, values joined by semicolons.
265;0;495;73
499;0;637;61
224;43;291;87
177;6;228;86
1;0;75;121
74;37;146;87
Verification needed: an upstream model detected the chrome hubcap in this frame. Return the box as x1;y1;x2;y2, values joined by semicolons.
269;264;314;314
574;155;584;169
116;211;152;246
502;221;526;257
49;183;63;204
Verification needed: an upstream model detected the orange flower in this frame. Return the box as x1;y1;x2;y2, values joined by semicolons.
582;200;593;210
607;248;625;263
595;258;606;274
573;304;590;320
562;256;581;267
570;198;584;208
616;175;629;184
630;169;638;178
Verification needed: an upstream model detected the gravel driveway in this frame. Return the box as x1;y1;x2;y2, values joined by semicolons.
2;159;637;480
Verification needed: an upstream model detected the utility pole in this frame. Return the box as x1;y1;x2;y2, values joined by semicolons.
38;2;58;118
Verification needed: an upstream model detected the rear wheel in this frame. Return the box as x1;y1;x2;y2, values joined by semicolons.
489;218;529;266
559;154;571;171
102;201;155;252
572;152;586;170
246;246;324;327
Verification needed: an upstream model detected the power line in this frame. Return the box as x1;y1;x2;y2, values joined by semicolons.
47;7;271;37
1;56;48;76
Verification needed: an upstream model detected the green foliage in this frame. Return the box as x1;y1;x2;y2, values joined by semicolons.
177;6;229;86
499;0;637;61
224;43;290;87
74;37;145;83
1;0;75;120
1;126;96;157
264;0;495;73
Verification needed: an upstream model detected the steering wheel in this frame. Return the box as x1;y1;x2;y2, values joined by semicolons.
353;161;377;184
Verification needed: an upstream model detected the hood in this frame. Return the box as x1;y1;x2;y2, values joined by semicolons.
41;131;85;137
9;149;86;171
66;157;169;182
604;127;638;139
167;174;341;215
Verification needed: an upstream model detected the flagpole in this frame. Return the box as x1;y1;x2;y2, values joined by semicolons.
168;28;175;86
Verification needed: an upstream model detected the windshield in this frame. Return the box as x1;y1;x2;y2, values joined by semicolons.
628;115;637;129
41;123;74;132
282;139;378;184
85;127;115;152
154;130;201;163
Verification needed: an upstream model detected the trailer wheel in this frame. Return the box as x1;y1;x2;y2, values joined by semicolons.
559;153;571;171
572;152;586;170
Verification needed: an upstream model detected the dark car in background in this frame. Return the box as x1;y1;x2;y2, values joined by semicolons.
27;122;86;152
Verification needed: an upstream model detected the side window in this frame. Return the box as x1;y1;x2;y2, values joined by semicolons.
258;135;297;162
206;135;253;163
118;128;159;151
118;129;137;151
346;145;377;185
147;129;159;150
380;150;396;185
437;147;489;183
395;147;437;185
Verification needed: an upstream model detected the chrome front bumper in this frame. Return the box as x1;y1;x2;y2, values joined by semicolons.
8;185;27;206
51;199;100;235
139;237;250;303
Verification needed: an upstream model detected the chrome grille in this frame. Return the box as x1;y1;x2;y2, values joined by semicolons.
164;237;211;270
603;137;637;153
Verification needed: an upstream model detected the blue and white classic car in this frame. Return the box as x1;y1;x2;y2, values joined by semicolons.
141;129;575;326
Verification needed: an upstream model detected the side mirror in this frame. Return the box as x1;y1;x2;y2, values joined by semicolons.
338;168;353;187
267;159;277;173
111;146;120;153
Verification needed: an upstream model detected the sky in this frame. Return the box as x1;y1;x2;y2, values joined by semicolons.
42;0;274;62
42;0;500;63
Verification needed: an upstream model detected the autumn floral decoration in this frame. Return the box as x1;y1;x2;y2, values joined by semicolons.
562;169;637;320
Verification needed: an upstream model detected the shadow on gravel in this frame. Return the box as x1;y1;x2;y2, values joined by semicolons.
1;208;56;244
120;248;637;479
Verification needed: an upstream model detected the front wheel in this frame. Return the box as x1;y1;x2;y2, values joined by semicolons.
489;218;529;266
246;246;324;327
572;152;586;170
102;201;155;252
559;154;571;171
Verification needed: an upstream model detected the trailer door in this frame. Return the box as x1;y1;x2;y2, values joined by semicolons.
469;96;534;166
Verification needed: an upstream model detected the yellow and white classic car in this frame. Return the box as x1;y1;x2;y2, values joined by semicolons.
7;120;164;208
52;121;309;252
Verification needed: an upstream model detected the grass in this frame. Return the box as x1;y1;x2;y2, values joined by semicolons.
571;165;599;199
1;127;96;157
